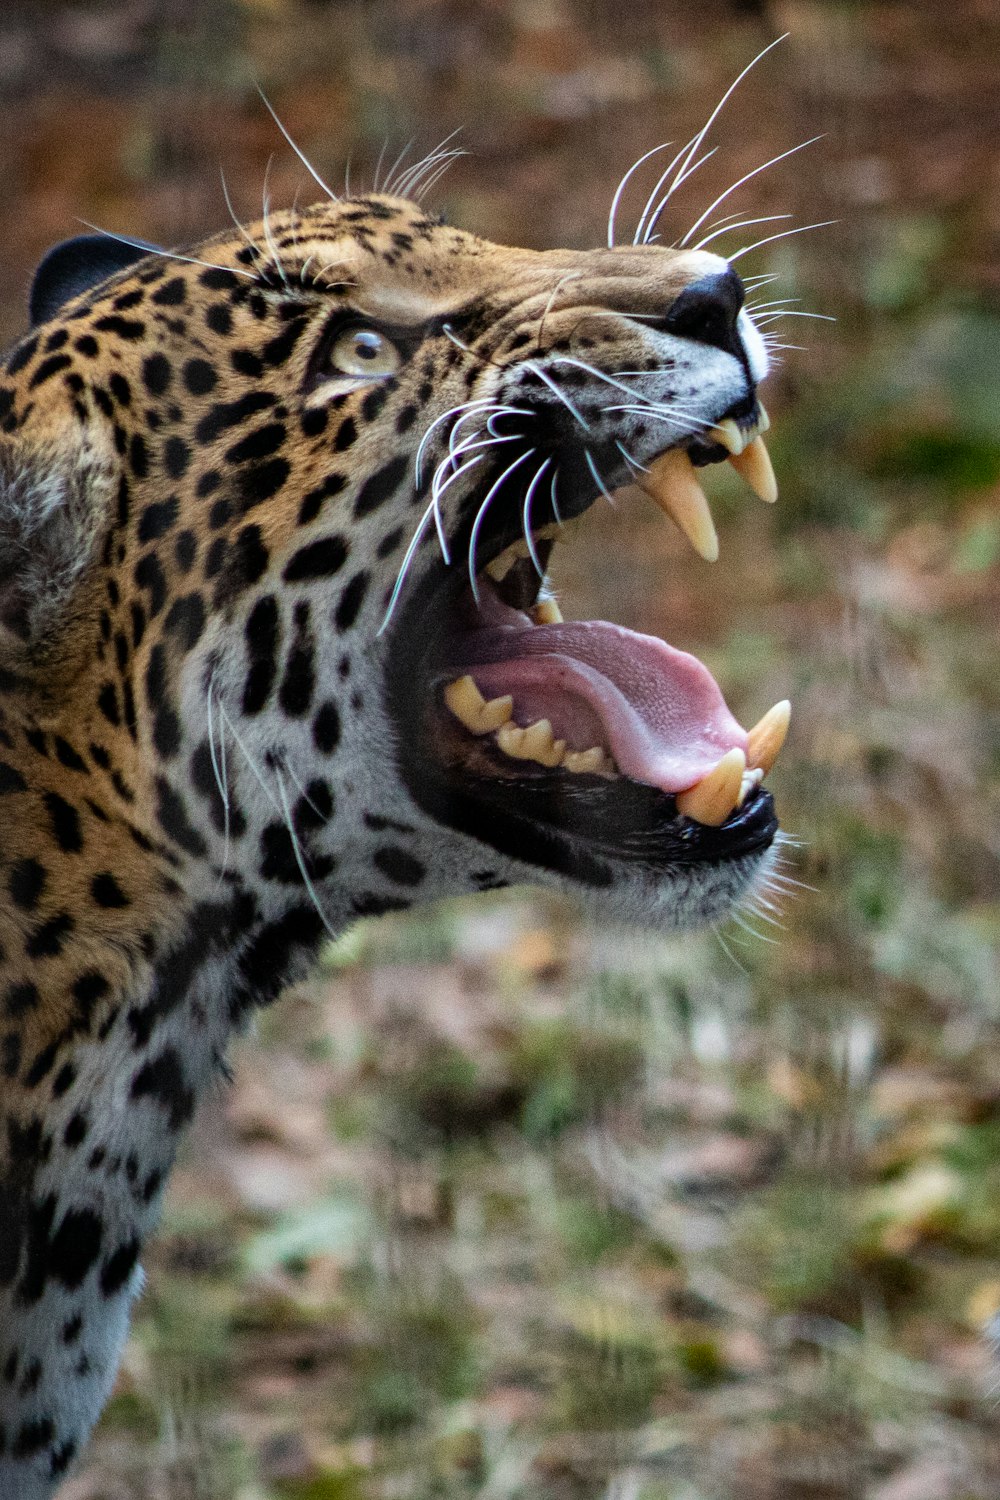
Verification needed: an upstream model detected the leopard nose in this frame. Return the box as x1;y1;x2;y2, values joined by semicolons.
663;267;745;356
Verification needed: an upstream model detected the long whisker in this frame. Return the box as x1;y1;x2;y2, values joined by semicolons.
469;448;537;601
274;768;340;943
632;134;704;246
679;137;824;248
206;677;231;884
523;361;591;432
641;147;720;243
78;222;258;282
522;458;554;576
662;34;788;213
607;142;673;249
727;220;837;263
429;451;487;561
584;450;617;507
692;213;793;252
380;501;439;633
255;83;340;205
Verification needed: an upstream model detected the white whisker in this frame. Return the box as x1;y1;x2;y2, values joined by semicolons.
522;458;554;576
607;142;673;249
255;83;340;205
469;448;537;601
78;222;258;282
524;361;591;432
692;213;793;252
679;136;824;248
274;768;339;943
728;220;837;263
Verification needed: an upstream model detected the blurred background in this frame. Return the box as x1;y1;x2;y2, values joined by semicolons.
4;2;1000;1496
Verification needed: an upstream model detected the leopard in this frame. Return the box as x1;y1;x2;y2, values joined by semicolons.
0;159;790;1497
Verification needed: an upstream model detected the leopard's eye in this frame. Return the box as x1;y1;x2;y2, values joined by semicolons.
326;326;401;380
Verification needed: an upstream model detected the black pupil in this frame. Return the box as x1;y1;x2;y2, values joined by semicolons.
355;334;381;361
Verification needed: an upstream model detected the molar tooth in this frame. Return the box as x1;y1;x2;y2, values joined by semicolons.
564;746;612;774
746;699;790;774
444;676;513;735
708;418;746;456
676;748;746;826
532;598;563;624
636;448;719;562
728;435;777;503
497;718;564;767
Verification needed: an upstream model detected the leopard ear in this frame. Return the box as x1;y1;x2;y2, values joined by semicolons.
29;233;161;326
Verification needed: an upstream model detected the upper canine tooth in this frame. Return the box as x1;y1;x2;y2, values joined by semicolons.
746;699;790;774
636;448;719;562
708;418;746;456
728;435;778;504
532;598;563;625
444;676;513;735
676;748;746;826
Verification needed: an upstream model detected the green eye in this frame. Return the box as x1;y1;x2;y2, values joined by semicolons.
327;326;401;380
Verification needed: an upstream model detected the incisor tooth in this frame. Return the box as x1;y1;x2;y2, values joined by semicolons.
532;598;563;624
636;448;719;562
497;719;565;767
755;402;770;435
746;699;790;775
444;676;513;735
708;418;746;456
564;747;613;774
676;748;746;826
737;766;764;806
728;435;777;503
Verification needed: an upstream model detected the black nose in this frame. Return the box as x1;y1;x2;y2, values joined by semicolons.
663;268;745;356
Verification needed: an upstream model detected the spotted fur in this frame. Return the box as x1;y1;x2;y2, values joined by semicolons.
0;191;777;1496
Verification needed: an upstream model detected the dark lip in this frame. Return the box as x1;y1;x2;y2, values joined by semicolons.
381;457;779;881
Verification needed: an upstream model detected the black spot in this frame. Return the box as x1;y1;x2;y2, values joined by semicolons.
152;276;186;306
206;302;232;335
351;892;411;917
226;422;286;465
334;415;357;452
262;317;308;366
92;872;129;909
74;333;99;358
26;912;75;959
100;1236;140;1297
52;1062;76;1096
43;792;82;854
155;777;208;857
130;1046;195;1131
278;606;315;718
197;468;222;498
129;432;149;478
135;552;168;615
334;570;369;631
72;971;109;1033
97;681;121;726
283;534;347;583
12;1418;54;1460
259;824;302;883
183;357;218;395
5;981;40;1018
54;737;86;772
353;455;408;518
234;456;290;511
312;700;341;754
63;1112;88;1148
109;371;132;407
29;353;73;388
373;845;427;886
376;525;404;559
297;471;346;526
300;406;328;438
163;435;191;479
230;347;263;378
2;1031;21;1077
174;529;197;572
294;780;334;832
164;592;206;650
142;352;171;395
194;390;274;443
242;594;280;715
0;762;27;795
94;314;145;340
62;1314;83;1344
209;496;231;529
361;385;388;422
10;858;46;911
138;495;179;543
48;1207;103;1290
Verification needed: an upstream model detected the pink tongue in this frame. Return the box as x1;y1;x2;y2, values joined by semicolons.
454;619;747;794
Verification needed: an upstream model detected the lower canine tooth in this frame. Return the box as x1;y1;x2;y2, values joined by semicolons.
636;448;719;562
746;699;790;774
728;435;778;503
676;748;746;826
497;719;564;767
444;676;513;735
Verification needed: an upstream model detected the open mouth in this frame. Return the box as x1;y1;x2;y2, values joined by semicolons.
385;403;788;887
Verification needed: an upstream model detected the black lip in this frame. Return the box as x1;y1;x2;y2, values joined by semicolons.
382;455;780;886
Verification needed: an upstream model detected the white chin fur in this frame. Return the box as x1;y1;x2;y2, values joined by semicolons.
737;306;769;383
